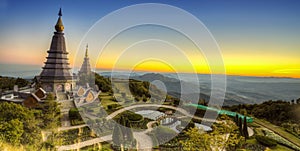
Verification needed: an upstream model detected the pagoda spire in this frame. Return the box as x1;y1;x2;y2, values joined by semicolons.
79;44;92;76
55;8;64;32
85;44;89;58
39;8;74;92
58;8;62;16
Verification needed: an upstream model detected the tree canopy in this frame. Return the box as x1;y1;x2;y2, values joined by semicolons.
0;76;29;90
0;102;41;146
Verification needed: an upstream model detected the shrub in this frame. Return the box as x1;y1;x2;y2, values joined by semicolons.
255;135;277;148
69;108;85;126
107;104;121;110
69;108;81;119
127;113;143;122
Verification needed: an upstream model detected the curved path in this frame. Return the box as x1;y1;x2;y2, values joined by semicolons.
57;135;112;151
106;104;218;123
58;124;87;131
57;104;218;150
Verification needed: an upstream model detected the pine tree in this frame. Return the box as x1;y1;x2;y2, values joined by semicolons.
235;114;239;125
119;116;127;141
296;98;300;104
243;117;249;139
112;124;124;147
125;118;134;145
239;117;243;136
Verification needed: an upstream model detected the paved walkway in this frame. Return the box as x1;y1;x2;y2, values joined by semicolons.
106;104;217;123
60;112;71;127
59;98;75;128
58;124;88;131
57;135;112;151
134;132;153;151
57;104;219;150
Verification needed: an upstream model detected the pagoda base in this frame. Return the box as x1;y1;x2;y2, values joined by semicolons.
38;79;76;93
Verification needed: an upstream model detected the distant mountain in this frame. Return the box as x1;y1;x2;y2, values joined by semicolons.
135;73;178;83
1;63;299;105
97;72;300;105
130;73;243;106
100;71;143;79
131;73;198;94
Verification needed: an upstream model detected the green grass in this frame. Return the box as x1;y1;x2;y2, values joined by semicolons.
101;98;118;107
254;118;300;148
113;82;132;95
246;138;258;144
99;93;119;108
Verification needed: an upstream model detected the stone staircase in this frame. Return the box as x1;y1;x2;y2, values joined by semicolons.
56;92;76;127
56;92;68;101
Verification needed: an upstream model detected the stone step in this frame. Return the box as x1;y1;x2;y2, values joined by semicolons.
56;92;68;101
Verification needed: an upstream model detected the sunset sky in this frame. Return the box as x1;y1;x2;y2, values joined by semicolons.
0;0;300;78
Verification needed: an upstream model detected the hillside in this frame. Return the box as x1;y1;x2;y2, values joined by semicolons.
131;73;247;106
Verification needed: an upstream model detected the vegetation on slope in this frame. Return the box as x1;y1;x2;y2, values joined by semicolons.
225;99;300;136
0;94;60;150
95;73;113;93
0;76;29;91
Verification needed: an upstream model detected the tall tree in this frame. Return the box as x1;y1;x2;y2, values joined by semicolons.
243;117;249;139
239;117;243;136
41;94;61;129
15;77;29;88
125;118;134;146
112;124;124;148
235;114;239;125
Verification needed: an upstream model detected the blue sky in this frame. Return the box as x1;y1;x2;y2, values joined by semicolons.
0;0;300;77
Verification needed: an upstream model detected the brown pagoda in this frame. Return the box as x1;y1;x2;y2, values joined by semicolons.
38;8;76;92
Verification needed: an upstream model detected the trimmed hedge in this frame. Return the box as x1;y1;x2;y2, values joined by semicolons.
127;113;143;122
255;135;277;148
69;108;85;126
69;108;81;119
107;104;121;110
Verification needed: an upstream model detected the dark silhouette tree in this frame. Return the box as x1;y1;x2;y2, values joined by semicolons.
243;117;249;139
235;114;239;125
291;99;295;105
41;93;61;129
239;117;243;136
112;124;124;147
15;77;29;88
297;98;300;104
125;118;135;146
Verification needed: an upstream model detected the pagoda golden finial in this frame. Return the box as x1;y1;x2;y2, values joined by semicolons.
85;44;88;58
55;8;64;32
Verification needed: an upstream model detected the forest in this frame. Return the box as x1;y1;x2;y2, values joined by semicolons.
224;99;300;138
0;76;29;91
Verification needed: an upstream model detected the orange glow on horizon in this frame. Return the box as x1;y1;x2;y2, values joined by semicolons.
94;64;300;78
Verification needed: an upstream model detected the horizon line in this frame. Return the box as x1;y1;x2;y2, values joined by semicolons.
0;62;299;79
